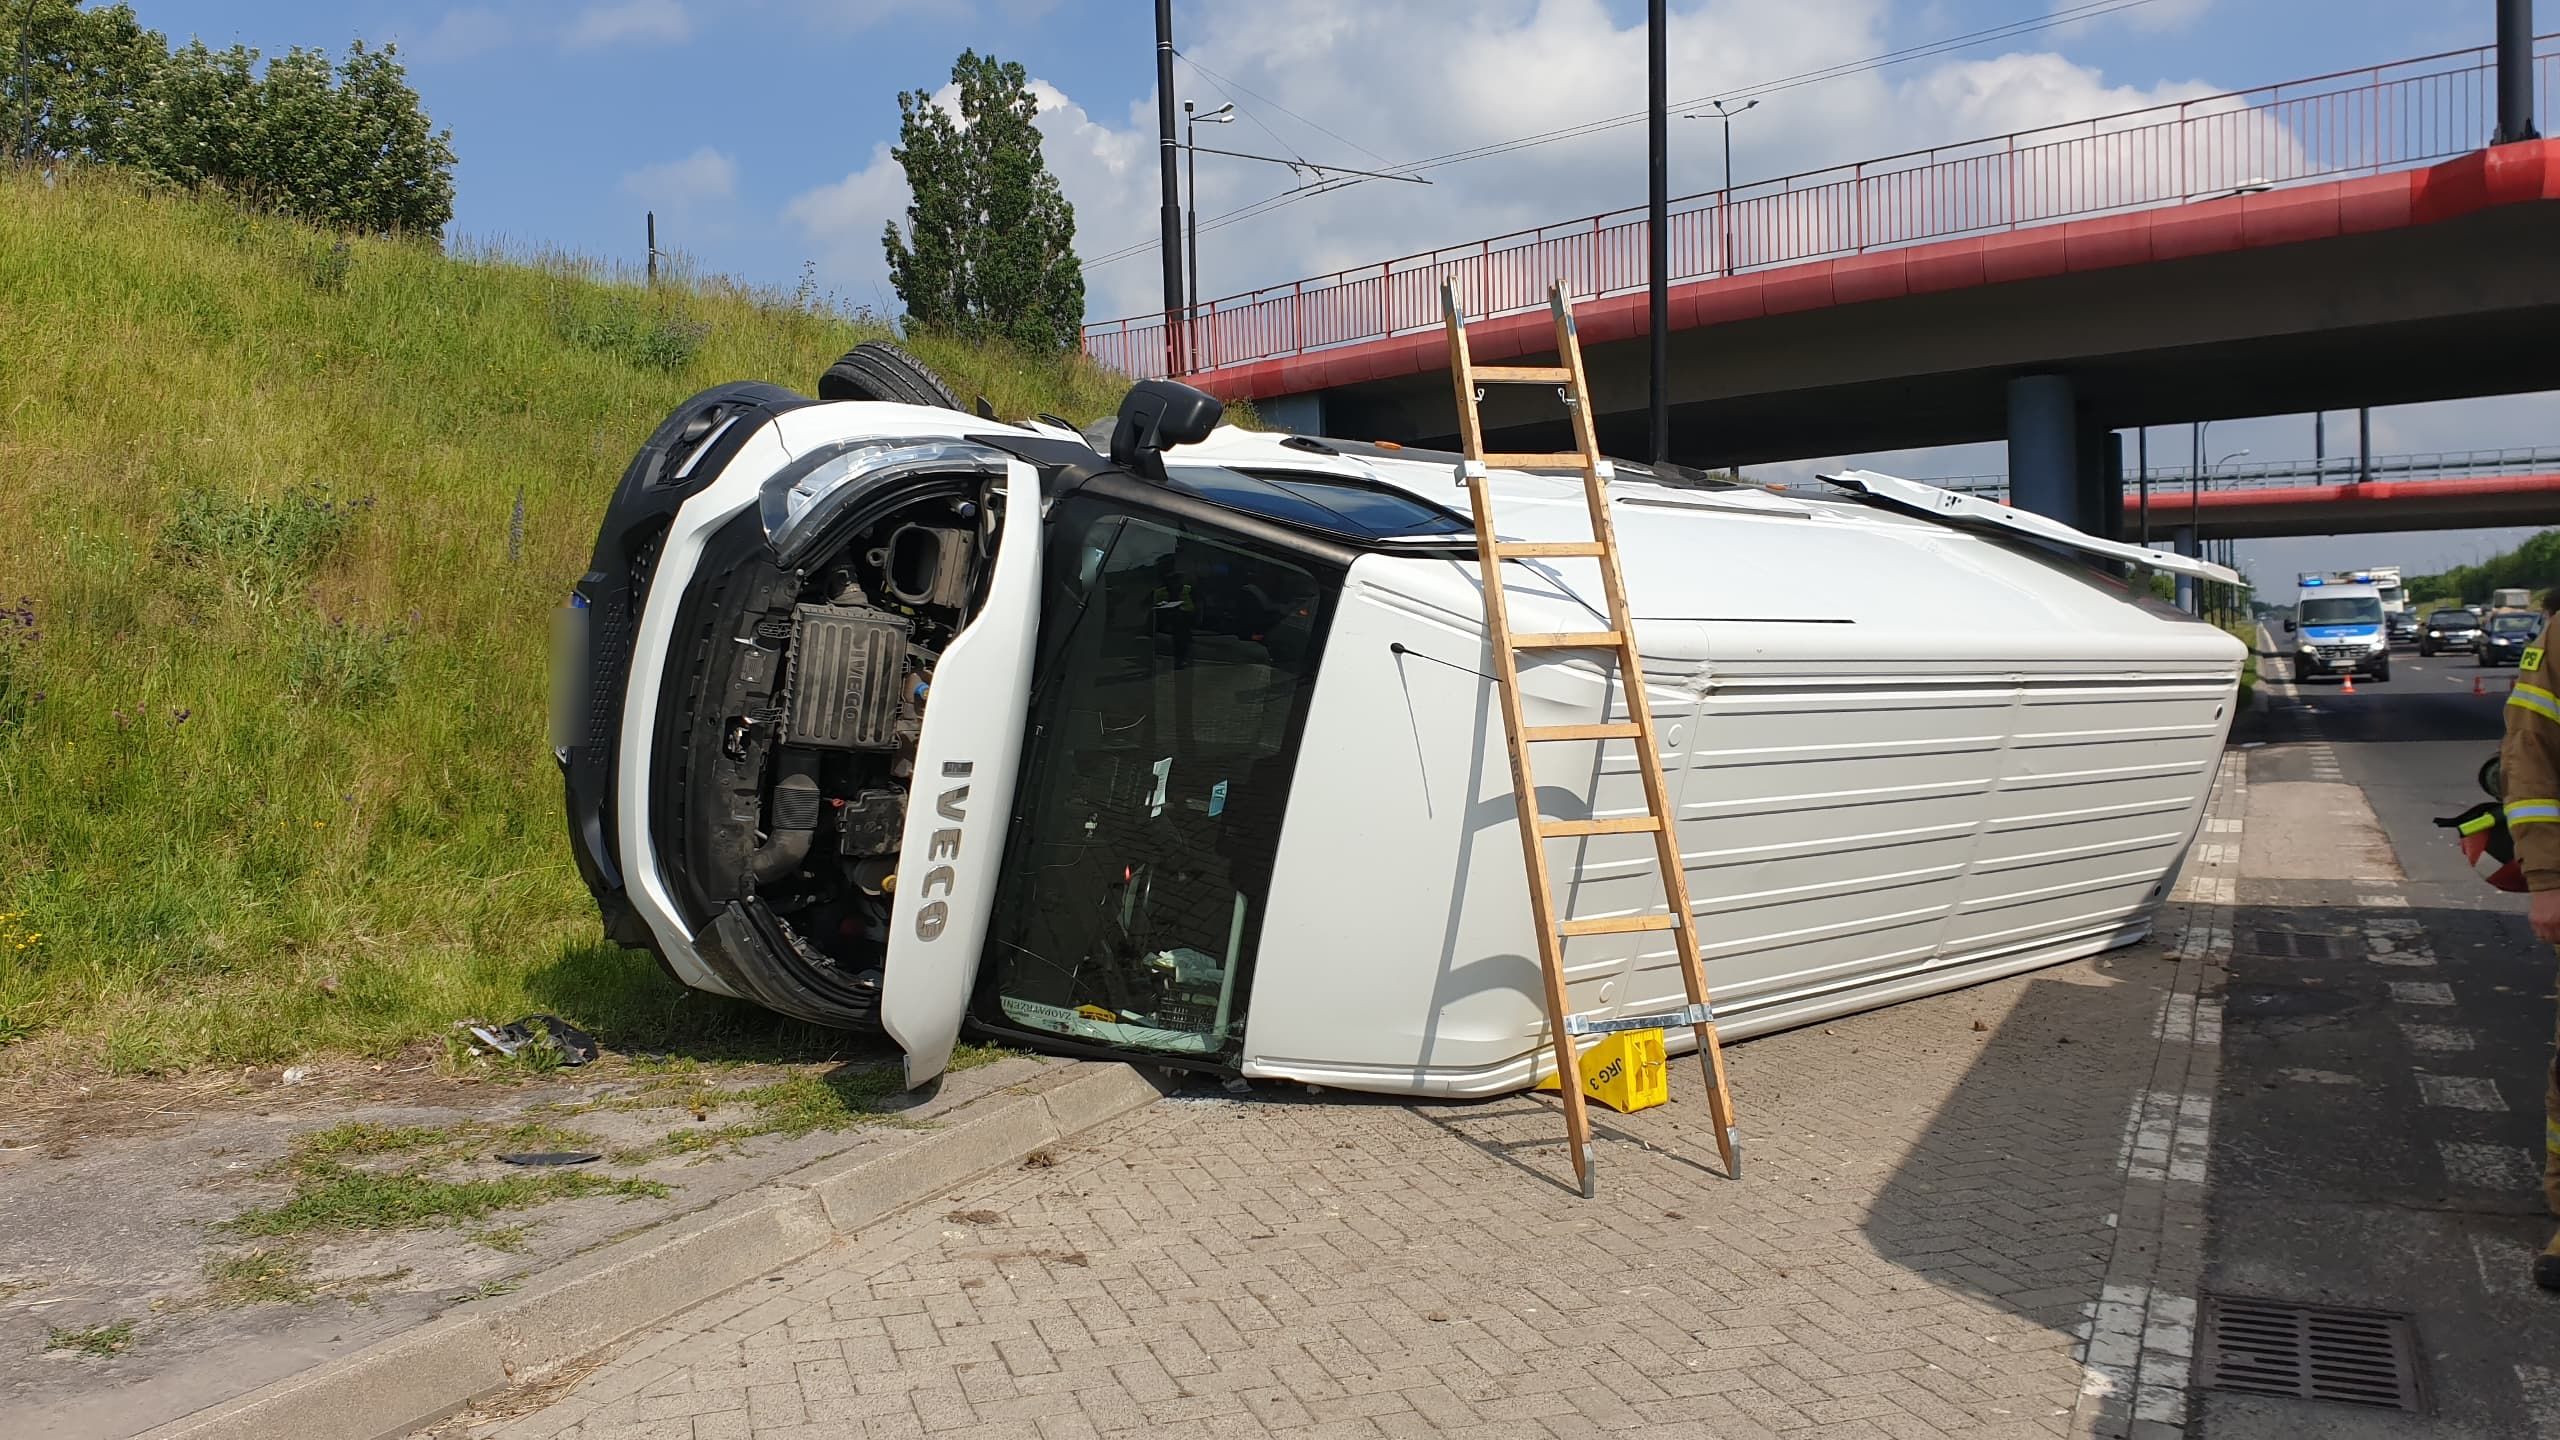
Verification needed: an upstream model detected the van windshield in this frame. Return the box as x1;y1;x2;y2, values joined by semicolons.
2300;597;2382;625
976;496;1333;1061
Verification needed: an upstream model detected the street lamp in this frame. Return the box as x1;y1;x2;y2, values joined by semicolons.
1682;98;1758;276
1182;101;1234;368
2206;448;2250;620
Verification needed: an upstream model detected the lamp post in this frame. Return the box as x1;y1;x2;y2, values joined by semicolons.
1183;101;1234;372
2207;448;2251;621
1683;98;1758;276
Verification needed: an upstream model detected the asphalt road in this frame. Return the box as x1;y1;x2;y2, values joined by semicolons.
2198;632;2559;1438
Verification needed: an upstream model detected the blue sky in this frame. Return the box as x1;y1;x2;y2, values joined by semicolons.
120;0;2552;574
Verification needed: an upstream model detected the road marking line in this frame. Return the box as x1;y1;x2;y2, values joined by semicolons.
2399;1023;2478;1051
2518;1364;2560;1437
2440;1141;2543;1190
2415;1074;2509;1111
2389;980;2457;1005
2471;1231;2541;1297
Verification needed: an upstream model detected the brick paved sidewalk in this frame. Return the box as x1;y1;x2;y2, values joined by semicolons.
427;923;2224;1439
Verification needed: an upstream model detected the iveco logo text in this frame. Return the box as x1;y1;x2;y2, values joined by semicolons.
914;760;971;941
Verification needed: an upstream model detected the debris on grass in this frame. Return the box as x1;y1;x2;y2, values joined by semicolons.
45;1320;135;1356
460;1015;597;1068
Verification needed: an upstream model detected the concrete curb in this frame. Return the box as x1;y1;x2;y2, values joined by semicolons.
135;1061;1171;1440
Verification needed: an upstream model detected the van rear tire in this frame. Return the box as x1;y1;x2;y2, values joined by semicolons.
817;341;962;410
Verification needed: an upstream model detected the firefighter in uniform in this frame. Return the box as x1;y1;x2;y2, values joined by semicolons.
2496;596;2560;1292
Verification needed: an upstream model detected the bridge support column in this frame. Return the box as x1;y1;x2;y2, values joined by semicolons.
1257;392;1327;436
2007;374;2083;529
2173;525;2198;613
2080;428;2123;540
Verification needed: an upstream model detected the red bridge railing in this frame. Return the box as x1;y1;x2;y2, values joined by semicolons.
1082;37;2558;382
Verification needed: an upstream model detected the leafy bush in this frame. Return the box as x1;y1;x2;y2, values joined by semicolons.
284;616;405;707
3;5;456;236
156;484;373;602
556;293;709;374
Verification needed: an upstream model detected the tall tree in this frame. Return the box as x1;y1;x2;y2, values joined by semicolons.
881;50;1084;352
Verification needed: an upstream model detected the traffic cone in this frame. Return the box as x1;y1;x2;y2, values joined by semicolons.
2342;671;2357;696
2476;675;2489;697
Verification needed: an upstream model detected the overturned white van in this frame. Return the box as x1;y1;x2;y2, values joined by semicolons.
558;348;2245;1094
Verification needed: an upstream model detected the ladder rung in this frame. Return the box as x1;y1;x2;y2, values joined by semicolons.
1566;1003;1714;1037
1480;451;1591;470
1472;365;1573;384
1522;722;1641;742
1557;913;1680;937
1513;630;1624;650
1494;541;1607;558
1540;815;1662;837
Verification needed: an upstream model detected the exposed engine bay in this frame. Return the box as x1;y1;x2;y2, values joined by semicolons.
657;483;998;1021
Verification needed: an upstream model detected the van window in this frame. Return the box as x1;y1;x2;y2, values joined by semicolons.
976;498;1333;1062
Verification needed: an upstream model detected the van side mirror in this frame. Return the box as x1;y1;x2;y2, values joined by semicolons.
2282;618;2296;633
1110;380;1224;482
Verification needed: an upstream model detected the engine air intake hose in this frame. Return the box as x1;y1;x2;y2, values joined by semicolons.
748;750;823;886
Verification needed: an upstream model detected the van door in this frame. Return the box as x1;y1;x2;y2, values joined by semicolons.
879;460;1043;1087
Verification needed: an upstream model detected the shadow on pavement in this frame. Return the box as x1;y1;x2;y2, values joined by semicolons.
1857;960;2181;1339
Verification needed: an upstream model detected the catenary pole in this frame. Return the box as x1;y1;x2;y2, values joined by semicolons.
1648;0;1669;465
1155;0;1184;375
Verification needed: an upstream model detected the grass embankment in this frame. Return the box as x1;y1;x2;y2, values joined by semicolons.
0;169;1130;1073
2220;619;2259;711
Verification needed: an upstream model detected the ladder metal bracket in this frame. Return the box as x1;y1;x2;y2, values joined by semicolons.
1454;458;1487;487
1590;458;1616;482
1565;1003;1713;1037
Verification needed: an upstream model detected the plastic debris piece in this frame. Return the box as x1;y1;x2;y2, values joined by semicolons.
464;1014;598;1066
497;1151;601;1166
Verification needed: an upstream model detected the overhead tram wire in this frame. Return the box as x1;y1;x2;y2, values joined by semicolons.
1081;0;2160;275
1391;0;2163;176
1172;50;1400;171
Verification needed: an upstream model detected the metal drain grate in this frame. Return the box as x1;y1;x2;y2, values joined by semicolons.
2199;1295;2422;1411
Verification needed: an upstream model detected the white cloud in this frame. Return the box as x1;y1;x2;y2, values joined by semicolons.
407;6;511;64
565;0;691;50
776;0;2261;329
621;147;739;208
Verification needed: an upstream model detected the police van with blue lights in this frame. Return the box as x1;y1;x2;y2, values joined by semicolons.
2285;571;2391;683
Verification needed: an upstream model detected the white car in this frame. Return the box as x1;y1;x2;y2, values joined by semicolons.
560;345;2245;1094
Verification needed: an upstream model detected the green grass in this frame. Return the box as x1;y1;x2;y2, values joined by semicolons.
0;168;1132;1072
45;1320;136;1356
202;1246;318;1306
222;1162;668;1237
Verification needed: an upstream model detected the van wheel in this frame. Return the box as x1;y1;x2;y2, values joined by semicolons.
817;341;962;410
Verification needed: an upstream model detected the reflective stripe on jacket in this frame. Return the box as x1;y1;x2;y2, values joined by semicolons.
2499;613;2560;888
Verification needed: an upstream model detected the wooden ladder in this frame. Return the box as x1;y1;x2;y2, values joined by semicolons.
1441;279;1741;1198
